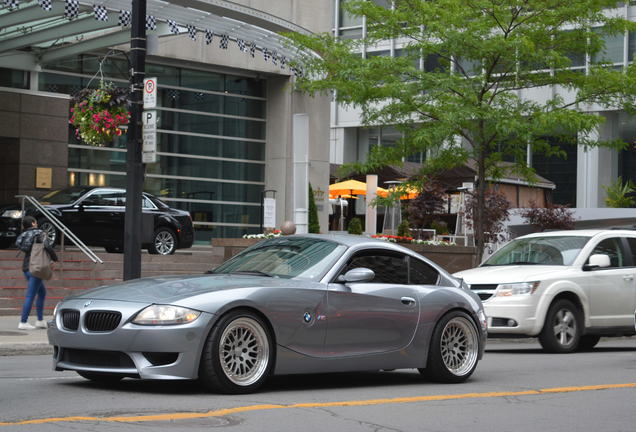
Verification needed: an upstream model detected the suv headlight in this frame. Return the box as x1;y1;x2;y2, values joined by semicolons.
132;305;200;325
2;210;23;219
495;281;540;297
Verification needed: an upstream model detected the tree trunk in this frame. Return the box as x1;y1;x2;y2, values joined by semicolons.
475;149;487;264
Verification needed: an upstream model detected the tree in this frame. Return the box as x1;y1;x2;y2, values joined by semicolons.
465;189;511;244
308;183;321;233
288;0;636;262
603;177;636;208
519;201;576;231
407;177;447;229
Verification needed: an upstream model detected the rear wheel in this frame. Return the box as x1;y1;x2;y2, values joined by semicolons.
538;299;581;353
76;371;124;383
199;310;273;394
148;227;176;255
577;335;601;351
419;310;480;383
37;219;57;245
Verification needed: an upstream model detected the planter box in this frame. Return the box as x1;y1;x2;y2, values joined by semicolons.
212;238;478;273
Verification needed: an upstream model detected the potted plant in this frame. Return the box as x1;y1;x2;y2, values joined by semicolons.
69;82;130;147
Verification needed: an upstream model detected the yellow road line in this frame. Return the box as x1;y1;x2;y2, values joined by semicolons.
1;382;635;426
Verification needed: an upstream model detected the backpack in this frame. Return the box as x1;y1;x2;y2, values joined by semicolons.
29;233;53;280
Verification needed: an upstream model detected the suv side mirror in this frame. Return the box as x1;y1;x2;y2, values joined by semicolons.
583;254;611;271
337;267;375;283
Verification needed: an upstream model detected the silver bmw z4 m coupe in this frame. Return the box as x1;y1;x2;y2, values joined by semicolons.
48;234;487;393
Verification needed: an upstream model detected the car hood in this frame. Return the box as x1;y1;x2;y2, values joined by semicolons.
454;265;568;284
69;274;309;303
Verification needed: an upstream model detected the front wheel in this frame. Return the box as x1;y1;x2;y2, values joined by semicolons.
538;299;581;353
419;310;480;383
147;227;176;255
199;310;273;394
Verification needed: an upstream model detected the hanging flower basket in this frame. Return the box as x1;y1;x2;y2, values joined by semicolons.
69;83;130;147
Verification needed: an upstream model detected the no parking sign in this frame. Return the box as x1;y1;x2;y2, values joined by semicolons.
143;77;157;109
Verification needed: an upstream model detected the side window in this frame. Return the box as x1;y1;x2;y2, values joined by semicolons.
343;251;408;284
590;238;625;268
82;191;124;206
627;238;636;266
409;257;440;285
142;196;156;209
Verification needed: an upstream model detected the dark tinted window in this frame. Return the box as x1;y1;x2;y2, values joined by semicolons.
409;258;439;285
627;238;636;265
344;252;408;284
590;238;625;268
82;191;125;206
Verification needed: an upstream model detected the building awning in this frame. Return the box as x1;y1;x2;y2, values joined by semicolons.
0;0;310;71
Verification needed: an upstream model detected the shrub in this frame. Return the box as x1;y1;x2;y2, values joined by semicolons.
347;217;363;235
430;220;449;235
407;177;447;228
518;201;575;231
465;189;510;243
396;219;411;237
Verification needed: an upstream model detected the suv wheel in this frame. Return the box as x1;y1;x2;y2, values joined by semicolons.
539;299;581;353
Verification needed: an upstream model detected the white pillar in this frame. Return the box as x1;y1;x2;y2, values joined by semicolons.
293;113;309;233
365;174;378;235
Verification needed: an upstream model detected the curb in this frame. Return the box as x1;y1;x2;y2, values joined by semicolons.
0;343;52;356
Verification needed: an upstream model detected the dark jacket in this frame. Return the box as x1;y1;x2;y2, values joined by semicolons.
15;227;56;272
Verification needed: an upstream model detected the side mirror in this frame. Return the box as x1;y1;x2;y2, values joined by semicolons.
337;267;375;283
583;254;611;271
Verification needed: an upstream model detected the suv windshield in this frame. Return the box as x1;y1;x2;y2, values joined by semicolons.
212;237;346;280
483;235;591;266
40;187;94;205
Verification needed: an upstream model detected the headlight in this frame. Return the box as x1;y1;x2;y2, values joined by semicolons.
495;281;540;297
132;305;201;325
2;210;23;219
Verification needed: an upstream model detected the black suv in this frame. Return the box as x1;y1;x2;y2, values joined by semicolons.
0;187;194;255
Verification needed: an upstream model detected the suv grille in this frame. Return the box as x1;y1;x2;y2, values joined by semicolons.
469;284;498;301
84;311;122;332
61;310;80;330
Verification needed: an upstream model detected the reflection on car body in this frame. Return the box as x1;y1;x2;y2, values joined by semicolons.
47;234;487;393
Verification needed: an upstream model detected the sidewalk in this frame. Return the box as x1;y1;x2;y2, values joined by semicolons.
0;315;52;356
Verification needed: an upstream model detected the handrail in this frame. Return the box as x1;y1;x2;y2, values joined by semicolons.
15;195;103;264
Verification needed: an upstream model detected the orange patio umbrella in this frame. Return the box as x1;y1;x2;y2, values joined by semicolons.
377;185;420;200
329;179;388;197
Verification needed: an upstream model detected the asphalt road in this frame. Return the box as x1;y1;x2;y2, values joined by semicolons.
1;339;636;432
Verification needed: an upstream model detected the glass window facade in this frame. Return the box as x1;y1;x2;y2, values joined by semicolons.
532;136;578;205
41;54;267;241
0;67;29;89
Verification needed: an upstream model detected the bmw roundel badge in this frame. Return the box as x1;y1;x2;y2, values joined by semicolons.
303;312;312;323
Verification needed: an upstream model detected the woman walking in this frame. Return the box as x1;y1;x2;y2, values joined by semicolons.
15;216;55;330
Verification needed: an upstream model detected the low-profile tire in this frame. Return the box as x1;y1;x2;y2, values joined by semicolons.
577;335;601;351
419;310;480;383
538;299;581;353
37;219;58;245
147;227;176;255
76;371;124;383
199;310;273;394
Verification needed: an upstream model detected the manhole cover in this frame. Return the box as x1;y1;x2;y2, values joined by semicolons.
0;331;28;336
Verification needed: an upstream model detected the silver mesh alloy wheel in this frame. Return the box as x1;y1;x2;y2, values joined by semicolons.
154;230;175;255
440;316;479;376
218;317;270;386
551;308;577;347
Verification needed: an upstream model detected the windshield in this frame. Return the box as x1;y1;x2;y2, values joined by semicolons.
40;187;94;205
212;237;347;280
483;235;591;266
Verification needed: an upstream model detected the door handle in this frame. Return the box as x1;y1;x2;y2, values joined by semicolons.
401;296;416;306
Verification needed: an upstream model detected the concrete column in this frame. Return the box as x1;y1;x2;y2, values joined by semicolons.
365;174;378;234
577;112;619;208
293;113;309;234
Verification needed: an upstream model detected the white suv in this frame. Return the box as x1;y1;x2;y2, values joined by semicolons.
454;229;636;353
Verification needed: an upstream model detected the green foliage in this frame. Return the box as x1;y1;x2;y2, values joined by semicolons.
287;0;636;260
308;183;321;233
430;220;449;235
397;219;411;237
347;217;363;235
603;177;636;208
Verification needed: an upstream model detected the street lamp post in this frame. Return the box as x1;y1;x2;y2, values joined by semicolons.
123;0;146;280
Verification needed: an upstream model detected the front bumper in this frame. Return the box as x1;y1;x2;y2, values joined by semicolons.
47;299;215;380
483;299;541;336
